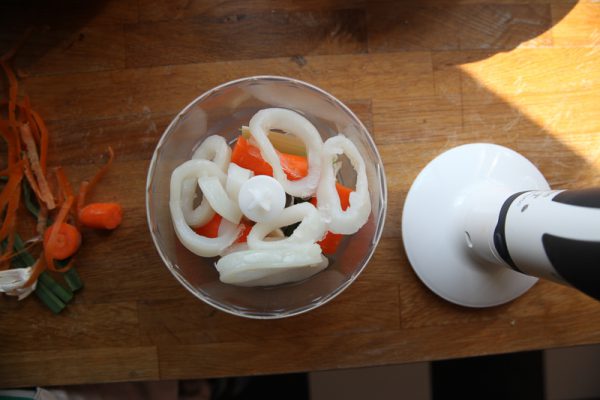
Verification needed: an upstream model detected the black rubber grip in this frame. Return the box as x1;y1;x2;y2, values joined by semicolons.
553;188;600;208
542;234;600;301
493;191;529;273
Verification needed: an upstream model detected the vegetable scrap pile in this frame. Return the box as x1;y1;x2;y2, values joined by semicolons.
0;41;123;313
169;108;371;287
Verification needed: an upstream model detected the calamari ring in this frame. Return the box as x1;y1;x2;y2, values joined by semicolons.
216;244;328;287
181;135;231;227
170;159;240;257
246;202;327;250
248;108;323;198
316;135;371;235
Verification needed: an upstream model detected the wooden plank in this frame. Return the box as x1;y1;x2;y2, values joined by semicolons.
552;3;600;47
0;25;126;77
125;10;367;68
459;48;600;96
0;347;159;388
398;255;600;329
44;99;370;167
458;47;600;185
1;0;600;389
368;3;553;53
137;280;400;345
0;302;146;352
45;113;174;166
22;52;432;122
157;309;600;379
138;0;366;21
0;0;137;28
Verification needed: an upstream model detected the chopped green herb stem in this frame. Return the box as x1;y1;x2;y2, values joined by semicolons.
35;281;66;314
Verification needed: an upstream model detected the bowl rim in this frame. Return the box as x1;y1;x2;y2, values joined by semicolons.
146;75;388;319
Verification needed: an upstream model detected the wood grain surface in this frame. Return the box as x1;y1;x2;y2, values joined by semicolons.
1;0;599;388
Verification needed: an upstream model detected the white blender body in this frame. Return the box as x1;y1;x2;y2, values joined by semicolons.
402;143;600;307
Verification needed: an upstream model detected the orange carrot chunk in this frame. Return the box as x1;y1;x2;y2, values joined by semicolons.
193;214;222;238
235;219;254;243
231;136;308;181
78;202;123;230
43;223;81;261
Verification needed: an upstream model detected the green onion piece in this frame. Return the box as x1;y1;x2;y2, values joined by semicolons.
13;233;36;266
63;267;83;291
1;237;28;269
35;282;66;314
55;259;84;291
22;180;40;218
39;271;73;303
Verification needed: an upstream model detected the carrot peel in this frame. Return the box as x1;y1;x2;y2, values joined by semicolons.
43;223;81;261
44;196;78;271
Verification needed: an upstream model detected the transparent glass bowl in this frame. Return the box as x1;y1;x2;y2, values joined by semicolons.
146;76;387;319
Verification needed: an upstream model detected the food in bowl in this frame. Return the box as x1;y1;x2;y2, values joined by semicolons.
169;108;371;287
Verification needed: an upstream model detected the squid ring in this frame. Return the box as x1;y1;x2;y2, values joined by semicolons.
170;159;240;257
246;202;327;250
248;108;323;198
316;135;371;235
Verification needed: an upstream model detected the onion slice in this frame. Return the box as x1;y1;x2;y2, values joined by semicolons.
225;163;253;205
177;160;226;227
198;176;242;224
192;135;231;171
316;135;371;234
179;136;231;227
216;244;328;287
170;160;240;256
0;267;36;300
247;202;327;250
248;108;323;198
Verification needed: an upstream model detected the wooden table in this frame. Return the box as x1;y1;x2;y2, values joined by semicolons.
1;0;599;388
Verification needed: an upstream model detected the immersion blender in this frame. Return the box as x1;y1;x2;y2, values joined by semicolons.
402;143;600;307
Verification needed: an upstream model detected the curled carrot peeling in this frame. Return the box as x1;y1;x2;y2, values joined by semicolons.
43;223;81;261
44;196;77;272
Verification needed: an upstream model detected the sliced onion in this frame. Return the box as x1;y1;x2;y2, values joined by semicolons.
247;202;327;250
198;176;242;224
248;108;323;198
192;135;231;171
179;136;231;227
216;244;328;287
225;163;253;205
177;159;227;227
0;267;36;300
316;135;371;234
170;160;240;257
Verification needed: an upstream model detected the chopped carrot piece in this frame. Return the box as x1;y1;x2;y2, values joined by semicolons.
44;223;81;261
231;136;272;176
44;195;76;271
278;152;308;181
235;219;254;243
78;203;123;230
231;136;308;181
193;214;222;238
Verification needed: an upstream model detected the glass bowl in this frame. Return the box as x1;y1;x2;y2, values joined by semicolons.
146;76;387;319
